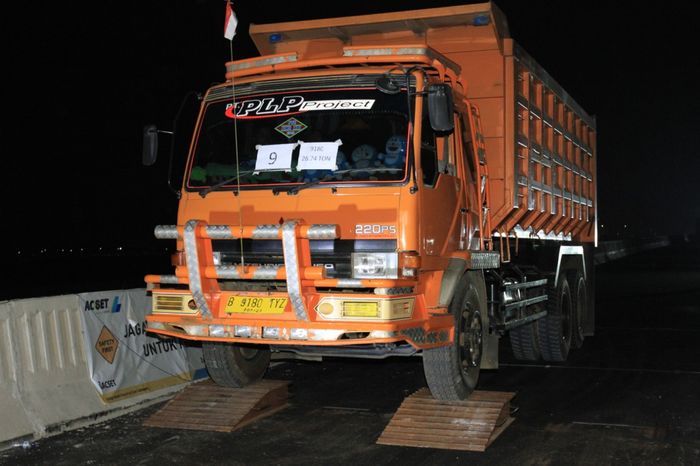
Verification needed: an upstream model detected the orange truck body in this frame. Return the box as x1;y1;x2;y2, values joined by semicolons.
144;2;596;385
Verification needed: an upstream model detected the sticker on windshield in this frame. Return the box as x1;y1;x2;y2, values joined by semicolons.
225;96;375;118
296;140;342;171
300;99;375;111
254;143;296;173
274;117;308;139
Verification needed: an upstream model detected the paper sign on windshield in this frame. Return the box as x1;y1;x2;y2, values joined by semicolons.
255;143;296;172
297;140;342;171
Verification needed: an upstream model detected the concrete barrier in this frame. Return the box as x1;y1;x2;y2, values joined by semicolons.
0;300;34;446
0;292;202;450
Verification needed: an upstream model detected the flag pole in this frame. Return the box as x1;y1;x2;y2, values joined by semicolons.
225;0;246;271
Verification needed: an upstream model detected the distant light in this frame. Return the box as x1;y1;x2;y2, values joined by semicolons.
269;33;282;44
473;15;490;26
17;250;21;255
624;224;628;229
117;246;123;251
600;224;604;228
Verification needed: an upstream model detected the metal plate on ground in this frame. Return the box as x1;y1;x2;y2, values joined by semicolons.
376;388;516;451
142;379;290;432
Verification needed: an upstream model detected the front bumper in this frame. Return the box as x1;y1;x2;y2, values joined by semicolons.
145;219;452;350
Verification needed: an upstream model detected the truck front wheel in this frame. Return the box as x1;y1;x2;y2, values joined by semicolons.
423;272;485;400
202;342;270;388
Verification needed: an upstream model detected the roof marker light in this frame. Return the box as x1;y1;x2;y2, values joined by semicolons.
473;15;490;26
269;33;282;43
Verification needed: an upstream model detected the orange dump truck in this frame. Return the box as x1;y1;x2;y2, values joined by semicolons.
142;2;596;400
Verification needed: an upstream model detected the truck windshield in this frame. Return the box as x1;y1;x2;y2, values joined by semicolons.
187;88;409;191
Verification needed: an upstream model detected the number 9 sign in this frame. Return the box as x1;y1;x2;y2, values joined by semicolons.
254;143;296;172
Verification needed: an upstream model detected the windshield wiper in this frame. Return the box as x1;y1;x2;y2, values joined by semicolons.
286;174;335;195
198;170;255;198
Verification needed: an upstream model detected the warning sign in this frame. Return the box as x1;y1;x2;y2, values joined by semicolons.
95;326;118;364
79;289;206;403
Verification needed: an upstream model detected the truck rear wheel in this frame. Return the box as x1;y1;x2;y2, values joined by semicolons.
423;272;485;400
202;342;270;388
568;271;587;349
538;275;573;362
509;315;542;361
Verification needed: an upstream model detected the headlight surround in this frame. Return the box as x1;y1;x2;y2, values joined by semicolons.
351;252;398;279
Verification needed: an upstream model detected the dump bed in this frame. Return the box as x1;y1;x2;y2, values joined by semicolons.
250;2;597;243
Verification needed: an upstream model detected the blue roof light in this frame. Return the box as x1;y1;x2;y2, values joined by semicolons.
473;15;490;26
269;33;283;44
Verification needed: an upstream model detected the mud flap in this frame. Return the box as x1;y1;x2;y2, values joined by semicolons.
481;332;499;369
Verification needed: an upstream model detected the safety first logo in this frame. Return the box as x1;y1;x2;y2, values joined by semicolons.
84;296;121;314
225;96;375;118
95;325;118;364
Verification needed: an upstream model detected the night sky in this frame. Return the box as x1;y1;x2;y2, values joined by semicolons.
5;0;700;259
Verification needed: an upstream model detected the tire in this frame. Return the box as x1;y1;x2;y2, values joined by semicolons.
568;271;587;349
509;315;542;361
202;342;270;388
538;274;573;362
423;271;485;400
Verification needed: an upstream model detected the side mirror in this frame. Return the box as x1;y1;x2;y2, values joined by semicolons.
142;124;159;166
428;84;454;133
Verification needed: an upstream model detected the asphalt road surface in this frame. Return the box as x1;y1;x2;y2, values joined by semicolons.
3;241;699;466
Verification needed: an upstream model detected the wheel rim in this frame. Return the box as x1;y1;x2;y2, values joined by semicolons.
459;309;483;371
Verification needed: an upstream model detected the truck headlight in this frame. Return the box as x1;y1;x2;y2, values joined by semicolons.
351;252;398;279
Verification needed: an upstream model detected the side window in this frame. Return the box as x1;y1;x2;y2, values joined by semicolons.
421;107;438;187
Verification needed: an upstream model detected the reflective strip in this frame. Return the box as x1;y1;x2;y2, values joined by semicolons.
184;220;211;318
155;225;178;239
306;224;338;240
253;266;283;280
343;47;427;57
227;53;298;72
252;224;281;239
335;279;364;288
206;225;236;239
159;275;181;284
216;265;240;279
342;46;461;74
155;223;338;240
282;221;308;321
374;287;414;295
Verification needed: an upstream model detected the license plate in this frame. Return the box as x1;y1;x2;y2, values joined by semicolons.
224;296;288;314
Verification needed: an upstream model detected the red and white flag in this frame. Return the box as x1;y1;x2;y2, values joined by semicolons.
224;0;238;40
